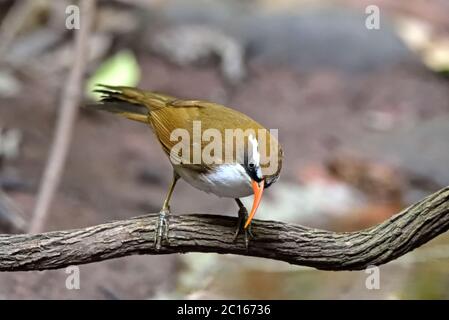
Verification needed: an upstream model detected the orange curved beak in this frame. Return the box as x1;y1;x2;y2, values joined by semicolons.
244;180;265;229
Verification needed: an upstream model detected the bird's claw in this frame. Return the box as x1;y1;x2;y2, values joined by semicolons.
233;207;254;249
154;208;170;250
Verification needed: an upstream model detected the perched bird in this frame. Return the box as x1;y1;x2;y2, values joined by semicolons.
87;85;283;249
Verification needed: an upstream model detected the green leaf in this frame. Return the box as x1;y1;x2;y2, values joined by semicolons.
86;50;141;100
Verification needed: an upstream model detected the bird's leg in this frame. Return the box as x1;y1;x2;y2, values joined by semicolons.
154;172;179;250
233;198;254;248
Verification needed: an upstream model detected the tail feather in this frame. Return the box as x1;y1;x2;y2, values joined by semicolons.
94;84;174;111
85;84;175;123
86;84;204;123
85;101;149;123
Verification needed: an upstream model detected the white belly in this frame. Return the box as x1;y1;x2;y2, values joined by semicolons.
174;164;253;198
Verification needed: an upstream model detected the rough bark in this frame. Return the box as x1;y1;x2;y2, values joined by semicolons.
0;187;448;272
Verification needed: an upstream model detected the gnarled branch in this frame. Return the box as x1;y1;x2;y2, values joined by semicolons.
0;187;448;272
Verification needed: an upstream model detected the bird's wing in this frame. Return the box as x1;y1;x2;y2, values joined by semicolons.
150;99;274;168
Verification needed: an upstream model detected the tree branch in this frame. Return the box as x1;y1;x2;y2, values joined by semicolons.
1;187;448;272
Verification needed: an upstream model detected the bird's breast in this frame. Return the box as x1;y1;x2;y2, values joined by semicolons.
174;164;253;198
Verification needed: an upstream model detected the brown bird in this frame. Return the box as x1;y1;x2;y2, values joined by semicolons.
87;85;283;249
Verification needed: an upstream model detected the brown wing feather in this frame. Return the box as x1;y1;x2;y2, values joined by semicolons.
150;100;281;177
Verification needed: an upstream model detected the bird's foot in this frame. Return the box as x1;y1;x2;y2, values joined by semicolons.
233;207;254;249
154;207;170;250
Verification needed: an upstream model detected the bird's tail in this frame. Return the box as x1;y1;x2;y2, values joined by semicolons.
85;84;176;123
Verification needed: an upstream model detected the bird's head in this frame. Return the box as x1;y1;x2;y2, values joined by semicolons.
242;134;283;229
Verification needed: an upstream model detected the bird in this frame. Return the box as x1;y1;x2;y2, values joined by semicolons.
86;85;283;249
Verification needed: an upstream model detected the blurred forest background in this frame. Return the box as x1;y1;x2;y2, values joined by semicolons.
0;0;449;299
